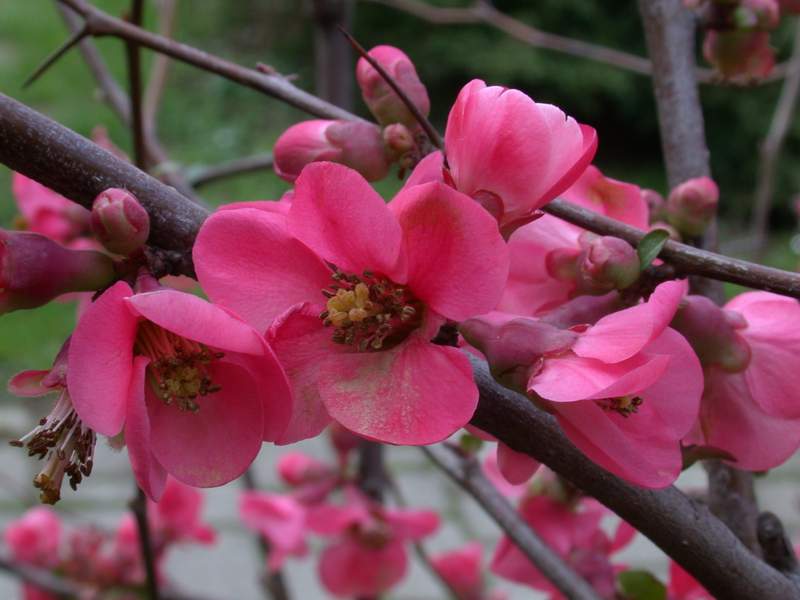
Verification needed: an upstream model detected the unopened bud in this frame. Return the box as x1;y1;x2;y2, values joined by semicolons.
356;45;430;127
670;295;751;372
274;120;390;182
460;312;577;392
91;188;150;256
0;230;115;315
666;176;719;237
734;0;780;29
641;188;666;223
702;30;775;80
575;234;640;294
382;123;416;159
545;247;581;282
276;453;335;487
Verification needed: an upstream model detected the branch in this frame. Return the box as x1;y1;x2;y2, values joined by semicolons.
130;485;160;600
422;445;602;600
143;0;179;138
187;153;274;188
58;0;364;122
751;20;800;253
362;0;730;84
240;469;291;600
0;93;207;276
758;511;800;585
0;551;82;598
466;356;799;599
126;0;146;169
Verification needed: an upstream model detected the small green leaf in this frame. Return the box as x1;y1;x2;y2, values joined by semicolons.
637;229;670;270
618;570;667;600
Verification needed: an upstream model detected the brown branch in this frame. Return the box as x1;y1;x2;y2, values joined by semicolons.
1;92;797;598
126;0;146;170
240;469;291;600
361;0;728;84
143;0;179;139
58;0;364;122
130;485;160;600
422;445;602;600
751;20;800;254
311;0;356;109
187;153;274;188
466;356;799;599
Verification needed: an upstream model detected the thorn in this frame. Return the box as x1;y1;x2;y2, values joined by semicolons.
23;25;89;89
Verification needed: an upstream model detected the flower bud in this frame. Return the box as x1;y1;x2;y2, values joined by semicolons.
670;295;751;372
273;119;390;182
0;230;115;315
356;45;430;127
575;235;640;295
460;312;577;392
734;0;780;29
641;188;666;223
91;188;150;256
702;30;775;81
666;176;719;236
382;123;416;159
277;453;336;488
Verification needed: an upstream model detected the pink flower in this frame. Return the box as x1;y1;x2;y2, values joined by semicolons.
442;80;597;231
12;173;91;244
149;477;216;545
527;281;702;487
703;30;775;80
667;561;712;599
5;507;61;567
356;45;430;127
67;279;293;499
307;488;439;597
431;541;508;600
194;162;509;445
240;491;309;570
498;165;647;316
277;452;340;504
273;120;390;182
685;292;800;470
491;494;634;599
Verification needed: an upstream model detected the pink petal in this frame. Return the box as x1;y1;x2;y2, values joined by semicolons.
68;281;138;436
553;400;682;488
497;443;541;485
390;181;509;320
536;123;599;207
319;538;408;597
125;356;167;502
305;500;369;536
611;521;637;553
239;491;307;563
697;369;800;471
193;208;332;332
386;508;439;541
529;352;670;403
319;337;478;445
127;290;264;355
147;361;264;487
402;151;445;189
267;304;336;444
431;542;483;593
482;447;529;499
561;165;647;229
289;162;406;280
8;370;52;397
572;279;687;363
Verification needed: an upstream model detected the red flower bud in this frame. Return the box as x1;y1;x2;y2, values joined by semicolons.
641;188;666;223
0;230;115;315
356;45;430;127
703;29;775;81
666;176;719;236
91;188;150;256
576;234;640;294
273;120;390;182
382;123;416;158
671;295;751;372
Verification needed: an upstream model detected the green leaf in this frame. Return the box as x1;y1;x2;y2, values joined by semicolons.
618;570;667;600
637;229;670;270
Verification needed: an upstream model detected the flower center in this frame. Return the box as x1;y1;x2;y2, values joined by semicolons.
10;390;95;504
319;269;423;352
134;321;223;413
595;395;643;418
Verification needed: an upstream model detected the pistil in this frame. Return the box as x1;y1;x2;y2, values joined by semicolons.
596;395;643;418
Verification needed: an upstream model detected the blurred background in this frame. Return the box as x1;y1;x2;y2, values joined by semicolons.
1;1;800;598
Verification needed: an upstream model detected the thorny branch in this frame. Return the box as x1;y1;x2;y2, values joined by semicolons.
423;445;602;600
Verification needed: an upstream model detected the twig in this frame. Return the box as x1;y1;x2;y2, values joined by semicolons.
356;440;389;502
240;468;291;600
143;0;179;139
126;0;147;169
339;27;444;149
188;153;274;187
751;20;800;254
0;550;81;598
22;25;88;89
130;485;160;600
57;0;364;122
422;445;602;600
311;0;355;108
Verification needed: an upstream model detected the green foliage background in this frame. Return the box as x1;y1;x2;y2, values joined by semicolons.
1;0;799;369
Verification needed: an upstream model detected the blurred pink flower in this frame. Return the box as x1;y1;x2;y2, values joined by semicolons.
11;173;91;245
667;561;713;600
431;541;508;600
240;491;309;570
194;162;508;445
